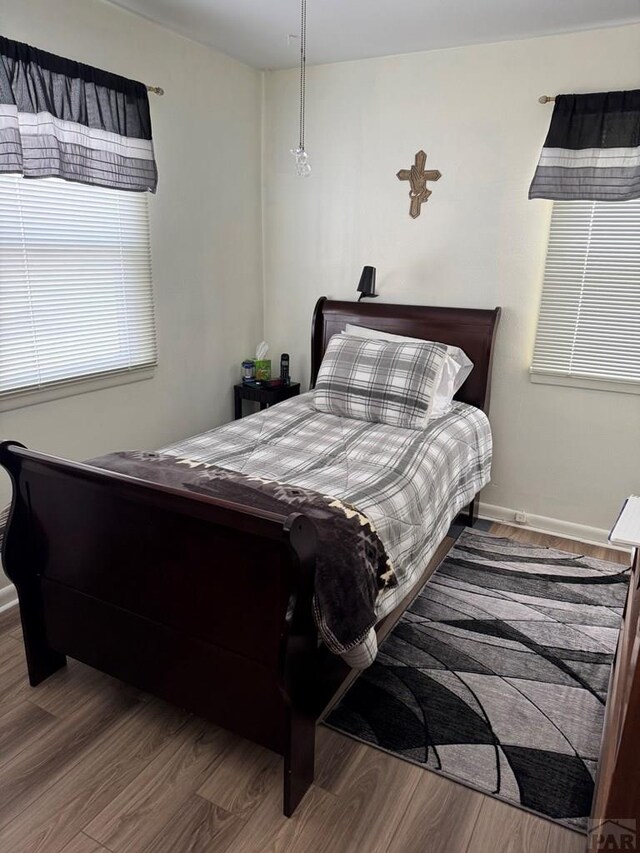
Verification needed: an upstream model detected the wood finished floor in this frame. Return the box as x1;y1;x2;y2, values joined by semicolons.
0;524;629;853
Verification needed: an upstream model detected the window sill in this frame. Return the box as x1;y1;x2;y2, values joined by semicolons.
530;370;640;396
0;366;156;413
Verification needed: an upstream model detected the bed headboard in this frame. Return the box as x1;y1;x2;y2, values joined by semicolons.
311;297;501;412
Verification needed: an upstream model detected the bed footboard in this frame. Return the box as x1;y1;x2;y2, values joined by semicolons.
0;440;319;816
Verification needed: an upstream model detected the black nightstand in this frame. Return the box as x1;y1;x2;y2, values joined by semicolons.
234;382;300;420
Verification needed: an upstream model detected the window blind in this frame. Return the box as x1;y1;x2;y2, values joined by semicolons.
0;175;157;399
531;199;640;386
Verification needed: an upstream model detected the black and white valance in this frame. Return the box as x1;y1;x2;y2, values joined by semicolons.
529;90;640;202
0;36;157;192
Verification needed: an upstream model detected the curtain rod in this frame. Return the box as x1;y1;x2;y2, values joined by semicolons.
538;95;555;104
146;85;164;96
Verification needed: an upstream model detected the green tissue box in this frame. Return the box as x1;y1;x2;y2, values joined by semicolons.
255;359;271;381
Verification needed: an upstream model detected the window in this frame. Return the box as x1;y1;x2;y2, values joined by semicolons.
0;175;157;404
531;199;640;392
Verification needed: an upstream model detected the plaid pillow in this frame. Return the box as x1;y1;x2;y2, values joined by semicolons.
313;334;448;428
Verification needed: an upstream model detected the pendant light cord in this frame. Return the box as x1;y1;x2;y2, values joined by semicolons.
299;0;307;152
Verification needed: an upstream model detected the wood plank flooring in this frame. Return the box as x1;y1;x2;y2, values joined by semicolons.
0;524;628;852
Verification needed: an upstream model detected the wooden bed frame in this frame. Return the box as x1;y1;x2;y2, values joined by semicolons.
0;297;501;817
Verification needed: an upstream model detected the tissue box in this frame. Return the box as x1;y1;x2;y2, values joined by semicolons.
254;359;271;381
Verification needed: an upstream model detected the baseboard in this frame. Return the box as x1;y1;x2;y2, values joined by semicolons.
478;502;632;554
0;582;18;614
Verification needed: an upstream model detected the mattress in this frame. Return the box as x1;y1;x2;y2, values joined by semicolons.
161;392;492;667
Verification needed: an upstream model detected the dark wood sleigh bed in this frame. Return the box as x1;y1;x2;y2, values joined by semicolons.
0;297;501;817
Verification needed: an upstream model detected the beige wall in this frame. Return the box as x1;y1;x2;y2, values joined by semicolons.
0;0;264;589
263;24;640;534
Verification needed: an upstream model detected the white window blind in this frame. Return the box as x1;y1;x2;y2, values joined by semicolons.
0;175;157;399
531;199;640;388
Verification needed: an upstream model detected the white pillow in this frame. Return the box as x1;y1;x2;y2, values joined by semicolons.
343;323;473;418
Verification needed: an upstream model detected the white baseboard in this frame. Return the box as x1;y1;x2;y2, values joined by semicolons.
478;502;632;555
0;582;17;614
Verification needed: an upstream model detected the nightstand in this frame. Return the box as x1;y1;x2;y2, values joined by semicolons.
234;382;300;420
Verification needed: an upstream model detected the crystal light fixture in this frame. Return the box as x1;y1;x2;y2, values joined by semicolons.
290;0;310;177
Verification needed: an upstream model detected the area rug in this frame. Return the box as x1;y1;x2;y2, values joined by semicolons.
325;529;630;831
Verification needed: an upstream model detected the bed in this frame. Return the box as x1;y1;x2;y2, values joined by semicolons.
0;297;501;816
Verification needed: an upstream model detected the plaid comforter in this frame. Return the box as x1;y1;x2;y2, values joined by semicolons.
161;392;492;668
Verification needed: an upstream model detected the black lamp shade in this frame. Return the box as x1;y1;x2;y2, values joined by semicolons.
357;266;377;299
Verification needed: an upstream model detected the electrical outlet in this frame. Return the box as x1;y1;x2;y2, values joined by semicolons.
514;511;527;525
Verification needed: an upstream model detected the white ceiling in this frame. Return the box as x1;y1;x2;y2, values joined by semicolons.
108;0;640;70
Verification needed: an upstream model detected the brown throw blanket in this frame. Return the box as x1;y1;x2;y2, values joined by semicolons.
89;452;395;655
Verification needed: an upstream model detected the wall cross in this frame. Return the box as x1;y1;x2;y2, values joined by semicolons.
396;150;441;218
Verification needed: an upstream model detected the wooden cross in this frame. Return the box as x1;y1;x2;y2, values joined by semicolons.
397;150;442;219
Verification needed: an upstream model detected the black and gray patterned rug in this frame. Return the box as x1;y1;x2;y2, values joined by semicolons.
326;529;629;831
